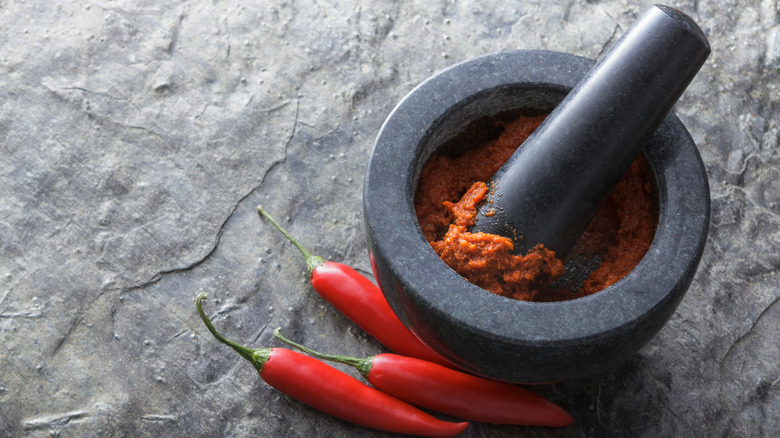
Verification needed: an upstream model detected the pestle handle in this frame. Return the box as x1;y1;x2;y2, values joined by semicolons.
471;5;710;259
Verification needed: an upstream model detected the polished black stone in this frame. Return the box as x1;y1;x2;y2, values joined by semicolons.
364;49;710;383
471;6;710;258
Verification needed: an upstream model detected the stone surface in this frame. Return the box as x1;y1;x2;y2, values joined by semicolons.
0;1;777;437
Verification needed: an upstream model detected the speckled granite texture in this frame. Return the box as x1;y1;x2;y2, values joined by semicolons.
1;1;777;437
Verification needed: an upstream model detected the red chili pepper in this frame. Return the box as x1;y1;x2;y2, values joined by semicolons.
195;293;468;437
275;329;574;427
257;206;455;368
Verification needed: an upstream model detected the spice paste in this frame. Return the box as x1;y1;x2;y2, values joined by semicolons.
414;114;657;302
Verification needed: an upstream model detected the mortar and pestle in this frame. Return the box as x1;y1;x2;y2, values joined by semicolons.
364;5;711;382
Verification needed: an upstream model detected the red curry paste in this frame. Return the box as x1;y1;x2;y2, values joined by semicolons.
414;114;657;302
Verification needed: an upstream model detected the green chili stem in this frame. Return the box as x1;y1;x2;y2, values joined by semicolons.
273;328;374;378
257;205;325;273
195;293;270;373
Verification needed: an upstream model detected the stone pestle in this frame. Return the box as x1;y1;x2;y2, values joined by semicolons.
470;5;711;259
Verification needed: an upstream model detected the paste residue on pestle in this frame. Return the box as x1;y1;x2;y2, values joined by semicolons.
414;114;657;302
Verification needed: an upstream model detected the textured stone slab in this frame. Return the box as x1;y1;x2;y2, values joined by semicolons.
1;1;777;437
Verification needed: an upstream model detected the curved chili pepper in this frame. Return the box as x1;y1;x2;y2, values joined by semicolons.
195;293;468;437
257;206;455;368
275;329;573;427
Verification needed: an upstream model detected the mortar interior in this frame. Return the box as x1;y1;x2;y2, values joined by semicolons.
413;95;660;299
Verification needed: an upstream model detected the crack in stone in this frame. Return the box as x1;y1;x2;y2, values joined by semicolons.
595;23;621;59
166;329;190;343
0;310;44;319
0;278;14;310
38;287;118;369
719;294;780;372
53;85;130;104
223;16;231;62
118;123;168;141
112;100;299;296
141;414;177;422
164;11;186;55
23;410;89;431
49;309;84;359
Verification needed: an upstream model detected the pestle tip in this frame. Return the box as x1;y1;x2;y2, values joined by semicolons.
654;5;711;52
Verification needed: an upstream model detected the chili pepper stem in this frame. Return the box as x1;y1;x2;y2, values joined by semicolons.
257;205;325;273
274;328;374;378
195;292;271;373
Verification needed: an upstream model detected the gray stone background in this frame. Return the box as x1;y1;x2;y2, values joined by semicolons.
1;0;777;436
